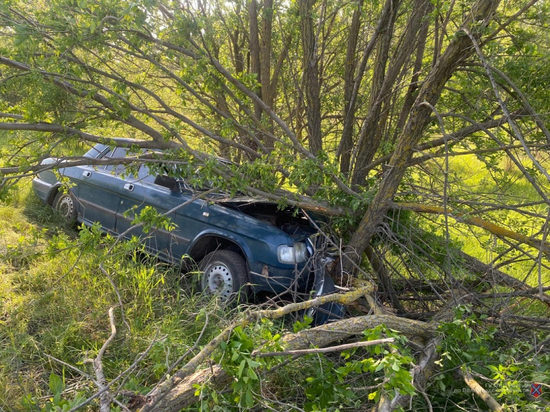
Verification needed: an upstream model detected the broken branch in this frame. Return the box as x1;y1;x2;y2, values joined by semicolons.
94;307;118;412
460;368;503;411
254;338;395;358
139;285;375;411
393;202;550;256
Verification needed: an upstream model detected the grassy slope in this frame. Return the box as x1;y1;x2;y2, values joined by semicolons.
407;153;550;287
0;181;230;410
450;154;550;285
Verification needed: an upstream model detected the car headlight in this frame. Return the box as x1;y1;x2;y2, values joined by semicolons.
277;242;307;264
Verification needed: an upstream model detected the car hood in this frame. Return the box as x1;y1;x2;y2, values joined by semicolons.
216;197;317;241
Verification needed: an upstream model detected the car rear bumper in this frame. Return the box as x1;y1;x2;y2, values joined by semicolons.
32;176;55;204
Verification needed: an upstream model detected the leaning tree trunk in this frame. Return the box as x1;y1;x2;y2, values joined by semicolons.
344;0;501;275
248;0;262;122
351;0;433;186
299;0;323;155
339;0;364;175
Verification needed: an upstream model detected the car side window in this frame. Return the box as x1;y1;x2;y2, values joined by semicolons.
138;164;156;184
139;164;182;191
103;147;130;175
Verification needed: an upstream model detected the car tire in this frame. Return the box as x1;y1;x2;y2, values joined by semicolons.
53;191;77;222
200;250;249;302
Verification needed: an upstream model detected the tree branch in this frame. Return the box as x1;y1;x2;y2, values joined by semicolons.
93;307;118;412
254;338;395;358
0;122;179;149
460;368;503;411
393;202;550;256
139;285;375;411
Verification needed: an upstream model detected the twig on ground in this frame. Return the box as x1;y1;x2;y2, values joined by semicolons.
93;307;118;412
253;338;395;358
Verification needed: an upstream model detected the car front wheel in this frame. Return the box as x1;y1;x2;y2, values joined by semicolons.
200;250;248;302
53;191;77;222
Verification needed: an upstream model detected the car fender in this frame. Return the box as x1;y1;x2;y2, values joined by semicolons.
45;182;64;205
187;229;255;265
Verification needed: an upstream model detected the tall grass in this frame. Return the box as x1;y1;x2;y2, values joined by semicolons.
0;181;233;410
0;133;249;410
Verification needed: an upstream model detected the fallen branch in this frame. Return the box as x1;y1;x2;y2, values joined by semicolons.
375;337;441;412
460;368;503;411
93;307;118;412
65;331;160;412
129;312;434;411
254;338;395;358
46;353;131;412
138;285;375;412
282;313;435;348
393;202;550;257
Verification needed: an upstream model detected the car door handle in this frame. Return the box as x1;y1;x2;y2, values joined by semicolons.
82;171;92;178
124;183;134;192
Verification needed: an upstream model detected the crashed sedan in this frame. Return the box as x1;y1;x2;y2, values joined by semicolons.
32;143;343;323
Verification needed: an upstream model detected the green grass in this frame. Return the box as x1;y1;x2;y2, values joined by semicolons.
0;134;256;410
0;181;233;410
404;152;550;288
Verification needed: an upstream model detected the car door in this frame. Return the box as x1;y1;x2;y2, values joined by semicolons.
115;164;192;262
73;147;128;232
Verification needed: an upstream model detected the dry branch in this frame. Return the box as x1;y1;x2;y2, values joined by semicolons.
93;307;118;412
138;285;375;411
393;202;550;257
460;368;503;411
282;314;435;349
130;312;435;411
375;337;441;412
254;338;395;358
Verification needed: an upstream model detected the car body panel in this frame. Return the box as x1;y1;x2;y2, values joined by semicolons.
75;167;122;232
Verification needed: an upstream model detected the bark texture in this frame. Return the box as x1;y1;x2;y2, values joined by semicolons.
344;0;502;275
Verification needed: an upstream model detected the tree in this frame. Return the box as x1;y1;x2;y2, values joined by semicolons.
1;0;550;410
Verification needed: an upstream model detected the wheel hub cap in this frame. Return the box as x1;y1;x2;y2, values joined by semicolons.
205;264;233;299
59;197;74;218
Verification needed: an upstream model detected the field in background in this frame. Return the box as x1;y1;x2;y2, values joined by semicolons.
404;151;550;288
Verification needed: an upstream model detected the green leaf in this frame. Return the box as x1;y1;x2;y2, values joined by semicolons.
247;358;261;368
244;389;254;407
237;359;246;378
49;372;64;395
247;368;258;381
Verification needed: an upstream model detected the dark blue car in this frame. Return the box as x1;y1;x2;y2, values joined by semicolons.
32;143;343;323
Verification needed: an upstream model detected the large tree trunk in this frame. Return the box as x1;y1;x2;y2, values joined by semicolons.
392;8;430;144
339;0;364;175
351;0;432;186
248;0;262;122
260;0;274;129
299;0;323;155
339;0;402;175
344;0;501;275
